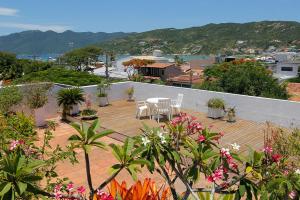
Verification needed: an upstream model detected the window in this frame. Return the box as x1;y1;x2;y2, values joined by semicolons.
161;70;165;75
281;67;293;72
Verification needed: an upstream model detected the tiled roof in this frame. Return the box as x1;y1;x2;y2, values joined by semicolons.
142;63;175;69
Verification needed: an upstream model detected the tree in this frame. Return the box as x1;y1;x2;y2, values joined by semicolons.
61;46;102;71
0;51;22;80
0;85;23;115
122;59;154;79
68;120;113;197
195;60;289;99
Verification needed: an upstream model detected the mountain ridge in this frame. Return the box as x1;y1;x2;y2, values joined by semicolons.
1;21;300;55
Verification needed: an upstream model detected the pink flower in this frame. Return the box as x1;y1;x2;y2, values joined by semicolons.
197;135;206;142
219;131;225;137
9;140;21;151
53;184;62;199
289;191;297;199
67;182;74;192
272;154;282;163
96;190;114;200
229;162;238;170
77;186;86;195
207;168;224;182
263;146;273;154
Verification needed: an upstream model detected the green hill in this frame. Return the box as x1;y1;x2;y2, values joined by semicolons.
0;30;130;54
98;21;300;55
1;21;300;55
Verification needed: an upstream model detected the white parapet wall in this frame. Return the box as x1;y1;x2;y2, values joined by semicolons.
130;82;300;128
5;81;300;128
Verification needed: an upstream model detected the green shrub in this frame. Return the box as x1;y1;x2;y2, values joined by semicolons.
207;98;225;109
14;67;124;86
0;85;23;115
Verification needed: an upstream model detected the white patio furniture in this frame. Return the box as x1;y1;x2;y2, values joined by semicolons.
135;101;149;119
153;99;172;123
146;97;170;119
171;93;183;115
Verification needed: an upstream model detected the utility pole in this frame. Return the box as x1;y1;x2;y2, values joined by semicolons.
189;62;192;88
105;53;109;79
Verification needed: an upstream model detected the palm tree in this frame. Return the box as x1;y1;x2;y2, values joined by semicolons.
57;87;84;121
68;119;113;198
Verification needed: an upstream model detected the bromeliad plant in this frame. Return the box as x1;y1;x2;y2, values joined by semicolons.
133;113;300;200
93;178;170;200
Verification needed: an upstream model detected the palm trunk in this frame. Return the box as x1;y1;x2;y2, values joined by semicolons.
84;152;94;198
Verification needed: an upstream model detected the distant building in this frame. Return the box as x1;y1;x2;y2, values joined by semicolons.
139;63;182;81
272;61;300;80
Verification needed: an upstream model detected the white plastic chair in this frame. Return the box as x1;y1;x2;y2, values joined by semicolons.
171;93;183;115
136;101;149;119
153;99;172;123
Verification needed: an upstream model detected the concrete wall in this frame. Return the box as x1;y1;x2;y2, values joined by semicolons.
80;81;132;105
7;81;300;128
130;82;300;128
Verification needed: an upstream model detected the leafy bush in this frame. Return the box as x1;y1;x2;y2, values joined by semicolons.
0;85;23;115
24;83;52;109
198;60;289;99
14;67;124;86
81;109;97;116
207;98;225;109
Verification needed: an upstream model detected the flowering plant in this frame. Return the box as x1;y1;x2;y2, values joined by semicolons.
134;113;300;200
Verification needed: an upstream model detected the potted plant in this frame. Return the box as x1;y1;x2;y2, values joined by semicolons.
125;87;134;101
97;79;111;107
81;94;98;120
227;107;236;123
57;87;84;121
207;98;225;119
25;83;52;127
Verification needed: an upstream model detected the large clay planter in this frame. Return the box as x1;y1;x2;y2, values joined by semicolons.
69;104;80;115
99;97;108;107
33;107;47;127
207;107;224;119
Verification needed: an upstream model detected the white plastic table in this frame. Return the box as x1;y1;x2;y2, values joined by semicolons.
146;97;170;119
146;97;170;104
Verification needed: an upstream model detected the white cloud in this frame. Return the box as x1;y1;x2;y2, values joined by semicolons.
0;22;70;32
0;7;18;16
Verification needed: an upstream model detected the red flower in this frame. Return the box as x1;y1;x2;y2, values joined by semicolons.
197;135;205;142
77;186;86;195
272;154;282;163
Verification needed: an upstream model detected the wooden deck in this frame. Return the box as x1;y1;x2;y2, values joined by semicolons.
78;100;271;152
43;100;284;191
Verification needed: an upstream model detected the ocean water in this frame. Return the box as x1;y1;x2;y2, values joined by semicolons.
17;54;209;62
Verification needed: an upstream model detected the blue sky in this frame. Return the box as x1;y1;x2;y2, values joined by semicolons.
0;0;300;35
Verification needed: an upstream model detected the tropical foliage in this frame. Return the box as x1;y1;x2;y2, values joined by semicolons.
0;85;23;115
93;178;170;200
57;87;84;120
194;60;289;99
61;46;102;71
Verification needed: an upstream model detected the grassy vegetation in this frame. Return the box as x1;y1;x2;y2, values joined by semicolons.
14;67;124;86
288;77;300;83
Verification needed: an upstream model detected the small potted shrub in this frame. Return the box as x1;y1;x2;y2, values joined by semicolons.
57;87;84;121
25;83;52;127
227;107;236;123
81;94;98;120
207;98;225;119
125;87;134;101
98;79;110;107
